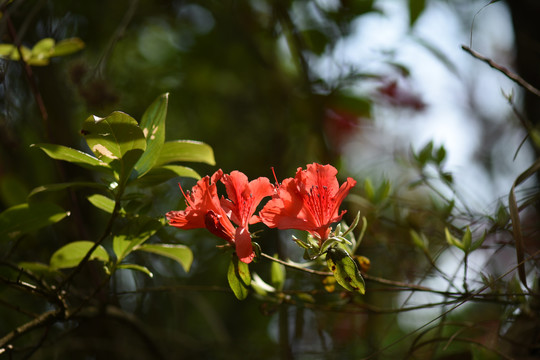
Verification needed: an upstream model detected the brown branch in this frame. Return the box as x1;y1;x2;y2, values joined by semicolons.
58;197;122;290
260;252;458;296
410;336;513;360
462;45;540;98
0;309;62;352
362;248;540;359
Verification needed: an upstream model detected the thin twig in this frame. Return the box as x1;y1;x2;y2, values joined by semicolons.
0;309;62;350
361;248;540;359
58;196;122;290
260;252;461;296
462;45;540;98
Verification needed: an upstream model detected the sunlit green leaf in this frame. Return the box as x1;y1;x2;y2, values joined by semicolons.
117;263;153;277
0;202;68;241
0;44;19;60
134;93;169;177
18;261;59;277
31;38;55;58
227;254;251;300
32;143;112;173
133;165;200;187
87;194;116;214
270;254;285;291
445;227;464;251
137;243;193;272
50;38;85;57
326;247;365;293
462;227;472;251
81;112;146;181
28;182;109;199
296;292;316;303
50;241;109;269
113;217;162;261
410;229;428;251
251;273;276;295
155;140;215;166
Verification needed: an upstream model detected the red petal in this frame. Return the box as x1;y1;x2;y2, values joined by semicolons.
166;209;206;229
221;171;273;227
296;163;339;196
259;178;314;231
235;227;254;264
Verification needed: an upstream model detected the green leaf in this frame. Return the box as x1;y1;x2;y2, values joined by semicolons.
435;145;447;165
117;263;153;277
470;231;486;252
136;244;193;273
87;194;116;214
31;38;55;58
0;174;29;207
134;93;169;177
0;44;19;60
495;202;509;227
113;217;163;261
0;202;68;241
408;0;426;27
302;29;329;55
326;247;365;293
81;112;147;181
441;172;453;185
133;165;200;187
417;141;433;166
155;140;215;167
270;254;285;291
508;158;540;289
410;229;428;251
227;254;251;300
462;227;472;252
28;182;109;199
251;273;276;295
50;241;109;270
445;227;464;251
364;179;374;201
375;179;391;203
50;38;85;57
32;143;112;173
18;262;59;277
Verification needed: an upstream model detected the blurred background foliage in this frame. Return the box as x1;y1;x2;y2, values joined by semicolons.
1;0;540;359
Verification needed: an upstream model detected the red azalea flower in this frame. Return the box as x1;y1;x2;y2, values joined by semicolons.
260;163;356;242
166;169;273;264
220;171;274;263
166;169;236;246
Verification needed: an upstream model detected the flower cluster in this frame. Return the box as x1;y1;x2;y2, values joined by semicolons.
166;163;357;263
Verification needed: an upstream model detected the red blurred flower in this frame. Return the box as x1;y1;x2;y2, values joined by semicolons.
166;169;273;263
324;108;362;154
376;79;426;111
260;163;356;242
